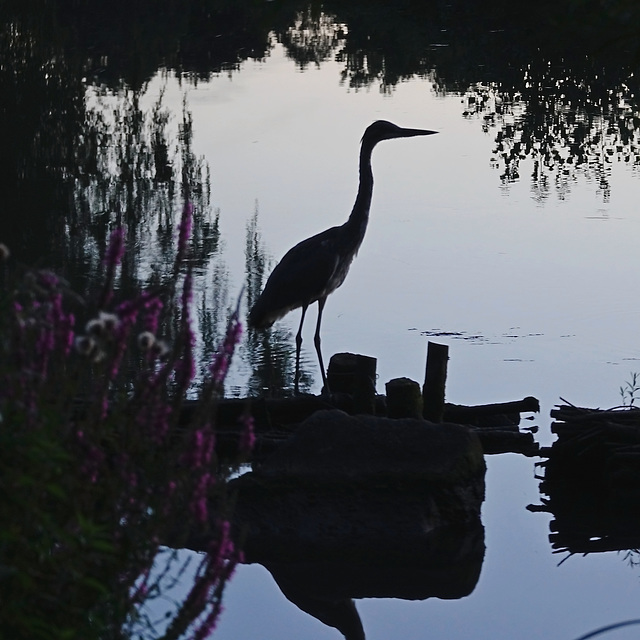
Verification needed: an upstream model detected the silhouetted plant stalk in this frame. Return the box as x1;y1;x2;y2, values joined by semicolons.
0;202;250;639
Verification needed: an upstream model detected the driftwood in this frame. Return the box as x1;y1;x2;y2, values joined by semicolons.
445;396;540;427
202;347;540;458
529;403;640;554
200;394;539;458
203;394;540;459
64;346;538;459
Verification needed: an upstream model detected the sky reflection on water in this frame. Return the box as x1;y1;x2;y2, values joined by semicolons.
159;43;640;411
130;41;640;640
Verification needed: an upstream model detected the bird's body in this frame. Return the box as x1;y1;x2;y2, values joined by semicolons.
248;120;437;393
248;224;355;328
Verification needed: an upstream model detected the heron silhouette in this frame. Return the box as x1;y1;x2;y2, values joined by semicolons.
248;120;437;393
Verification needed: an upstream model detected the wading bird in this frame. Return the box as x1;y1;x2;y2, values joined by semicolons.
248;120;438;393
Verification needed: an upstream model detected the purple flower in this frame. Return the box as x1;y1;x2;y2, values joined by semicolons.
178;201;194;258
143;296;163;335
238;413;255;457
38;270;59;289
177;271;196;388
209;312;243;387
190;472;213;523
103;227;125;269
1;207;249;636
187;426;215;468
193;498;208;524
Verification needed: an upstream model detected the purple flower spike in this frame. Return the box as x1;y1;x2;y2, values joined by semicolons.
175;270;196;390
103;227;125;269
209;310;243;387
178;201;194;257
143;296;163;335
239;413;255;457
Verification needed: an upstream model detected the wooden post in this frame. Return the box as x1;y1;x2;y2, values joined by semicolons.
422;341;448;423
327;353;377;414
385;377;423;419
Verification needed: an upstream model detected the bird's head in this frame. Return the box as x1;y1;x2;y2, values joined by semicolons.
361;120;438;145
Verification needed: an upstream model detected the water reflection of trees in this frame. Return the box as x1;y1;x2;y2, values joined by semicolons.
1;7;229;386
3;0;640;336
3;0;640;208
316;1;640;200
1;0;322;393
280;9;347;69
244;205;313;395
72;86;236;379
461;71;640;202
0;7;85;265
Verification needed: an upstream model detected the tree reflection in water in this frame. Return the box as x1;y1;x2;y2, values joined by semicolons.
460;74;640;202
244;204;313;395
3;0;640;287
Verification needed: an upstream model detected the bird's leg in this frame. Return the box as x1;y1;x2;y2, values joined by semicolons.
294;304;308;394
314;297;329;394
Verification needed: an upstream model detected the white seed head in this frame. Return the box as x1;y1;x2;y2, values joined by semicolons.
98;311;120;333
137;331;156;351
74;335;96;356
85;317;106;337
152;339;170;359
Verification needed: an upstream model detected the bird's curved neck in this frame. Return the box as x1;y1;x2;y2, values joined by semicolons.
345;139;376;250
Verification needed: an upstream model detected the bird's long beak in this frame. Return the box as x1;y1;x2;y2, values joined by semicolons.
398;127;438;138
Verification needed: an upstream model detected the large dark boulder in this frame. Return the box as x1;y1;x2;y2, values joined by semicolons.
231;410;485;561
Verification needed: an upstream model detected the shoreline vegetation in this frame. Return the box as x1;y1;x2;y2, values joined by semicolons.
0;203;253;639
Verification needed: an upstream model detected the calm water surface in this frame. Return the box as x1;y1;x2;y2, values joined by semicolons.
129;42;640;639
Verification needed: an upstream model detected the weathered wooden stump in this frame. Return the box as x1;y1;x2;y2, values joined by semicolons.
327;352;377;414
385;377;423;419
423;341;448;422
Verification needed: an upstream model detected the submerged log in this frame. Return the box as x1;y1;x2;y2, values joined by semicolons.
475;429;538;456
200;392;540;458
445;396;540;427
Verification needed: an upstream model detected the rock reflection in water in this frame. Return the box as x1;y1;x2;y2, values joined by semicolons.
244;206;314;395
263;521;484;640
210;411;486;638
